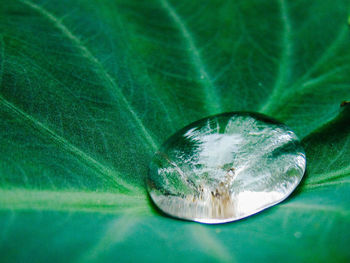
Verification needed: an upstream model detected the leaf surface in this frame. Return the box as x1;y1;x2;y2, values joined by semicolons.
0;0;350;262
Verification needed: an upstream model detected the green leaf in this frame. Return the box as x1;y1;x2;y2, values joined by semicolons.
0;0;350;262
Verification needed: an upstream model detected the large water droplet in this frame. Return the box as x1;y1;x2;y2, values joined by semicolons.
147;112;306;224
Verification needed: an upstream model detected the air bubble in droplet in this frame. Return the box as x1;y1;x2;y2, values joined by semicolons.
147;112;306;224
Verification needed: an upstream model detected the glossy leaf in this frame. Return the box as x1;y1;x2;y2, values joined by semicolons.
0;0;349;262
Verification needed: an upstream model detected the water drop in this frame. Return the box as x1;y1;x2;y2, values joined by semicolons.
147;112;306;224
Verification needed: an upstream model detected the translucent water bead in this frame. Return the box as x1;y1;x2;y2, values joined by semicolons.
147;112;306;224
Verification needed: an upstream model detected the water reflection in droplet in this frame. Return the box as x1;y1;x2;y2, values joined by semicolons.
147;112;306;224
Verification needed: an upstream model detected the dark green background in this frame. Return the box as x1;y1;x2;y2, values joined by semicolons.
0;0;349;262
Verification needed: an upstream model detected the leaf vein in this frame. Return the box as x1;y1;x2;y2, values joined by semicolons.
159;0;222;113
260;20;349;114
0;96;138;192
259;0;293;113
20;0;158;150
0;188;149;213
0;35;4;86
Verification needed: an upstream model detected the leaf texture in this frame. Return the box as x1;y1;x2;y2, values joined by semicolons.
0;0;350;262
